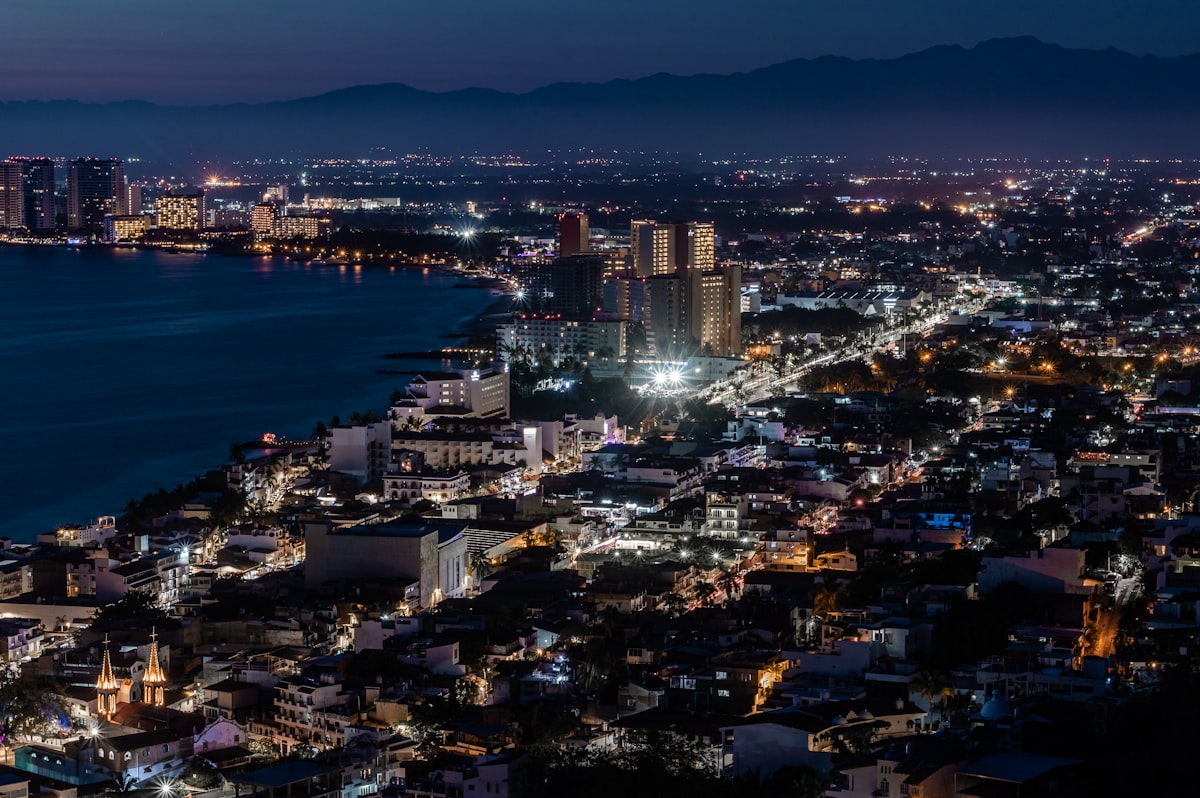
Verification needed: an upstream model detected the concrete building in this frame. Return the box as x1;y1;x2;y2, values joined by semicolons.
391;423;544;474
102;215;149;243
558;212;588;257
250;203;279;237
718;700;927;778
8;156;55;229
978;547;1090;595
688;263;742;357
0;161;22;229
304;521;468;608
327;420;392;483
496;315;626;366
274;676;356;753
603;275;651;322
646;263;742;357
548;254;607;315
125;182;143;216
37;515;118;549
274;215;327;239
67;158;125;232
382;469;471;505
154;192;205;230
391;367;510;421
0;618;43;662
631;220;715;277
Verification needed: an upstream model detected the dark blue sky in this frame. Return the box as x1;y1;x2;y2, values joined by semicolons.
3;0;1197;104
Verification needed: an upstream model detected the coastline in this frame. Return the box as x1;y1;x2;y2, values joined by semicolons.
461;292;516;336
0;247;501;539
381;284;513;360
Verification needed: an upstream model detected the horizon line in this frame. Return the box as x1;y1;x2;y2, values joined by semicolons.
0;35;1184;108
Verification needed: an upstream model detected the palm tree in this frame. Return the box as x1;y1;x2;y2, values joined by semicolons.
912;669;955;724
468;552;493;589
661;592;688;618
108;773;137;795
810;582;841;619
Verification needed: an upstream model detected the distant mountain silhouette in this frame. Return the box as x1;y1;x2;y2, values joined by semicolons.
4;38;1200;161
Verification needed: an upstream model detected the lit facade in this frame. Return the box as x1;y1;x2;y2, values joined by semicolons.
646;263;741;357
396;367;511;419
0;161;22;229
20;158;55;232
0;158;55;231
102;215;149;243
631;220;716;276
154;192;205;230
96;637;119;718
250;202;279;237
497;315;626;366
68;158;126;232
275;215;326;239
143;628;167;707
689;263;742;357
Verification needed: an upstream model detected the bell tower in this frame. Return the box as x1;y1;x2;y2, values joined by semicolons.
144;628;167;707
96;635;119;718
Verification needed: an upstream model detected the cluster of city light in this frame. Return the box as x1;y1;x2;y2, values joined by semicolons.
651;365;685;389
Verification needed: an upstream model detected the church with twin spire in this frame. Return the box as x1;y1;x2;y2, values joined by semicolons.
95;628;167;718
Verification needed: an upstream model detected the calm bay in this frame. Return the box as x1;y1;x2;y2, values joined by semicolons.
0;245;496;539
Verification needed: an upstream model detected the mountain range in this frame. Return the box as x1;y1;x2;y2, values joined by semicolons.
4;37;1200;161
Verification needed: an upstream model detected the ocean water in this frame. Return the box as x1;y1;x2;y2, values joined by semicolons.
0;246;495;539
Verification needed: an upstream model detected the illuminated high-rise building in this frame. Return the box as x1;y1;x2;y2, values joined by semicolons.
0;161;22;229
104;215;149;243
631;220;715;277
631;220;673;277
645;263;741;358
549;253;607;316
22;158;56;232
687;262;742;357
155;192;206;230
679;221;716;272
67;158;125;232
251;202;279;237
126;182;143;216
274;215;326;239
559;212;589;257
3;158;57;232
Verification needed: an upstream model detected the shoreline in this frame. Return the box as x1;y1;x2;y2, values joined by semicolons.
1;247;506;539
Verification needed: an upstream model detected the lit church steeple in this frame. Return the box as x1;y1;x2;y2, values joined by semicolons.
96;635;119;718
144;627;166;707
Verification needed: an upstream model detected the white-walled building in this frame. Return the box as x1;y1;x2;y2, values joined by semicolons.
0;618;43;662
37;515;118;548
382;470;471;505
719;700;926;778
305;520;468;608
391;424;545;474
274;676;356;753
496;316;626;366
391;367;510;421
328;420;392;483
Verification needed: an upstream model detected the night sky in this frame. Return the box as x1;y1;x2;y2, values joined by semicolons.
2;0;1197;104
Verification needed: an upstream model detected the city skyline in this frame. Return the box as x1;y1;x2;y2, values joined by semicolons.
1;4;1197;795
3;1;1200;103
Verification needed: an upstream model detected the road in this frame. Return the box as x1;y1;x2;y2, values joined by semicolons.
703;297;986;407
